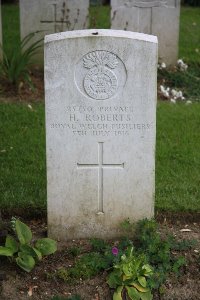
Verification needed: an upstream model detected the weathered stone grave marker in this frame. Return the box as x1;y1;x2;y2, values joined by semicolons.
45;29;157;240
111;0;180;65
19;0;89;60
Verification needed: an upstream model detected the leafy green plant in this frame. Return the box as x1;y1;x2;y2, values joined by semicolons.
56;238;134;284
134;219;187;289
66;246;82;257
107;247;153;300
0;219;57;272
170;238;198;251
172;256;187;274
0;31;42;89
57;252;109;282
90;238;108;252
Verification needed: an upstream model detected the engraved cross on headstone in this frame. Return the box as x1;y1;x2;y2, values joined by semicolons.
77;142;124;214
40;2;74;32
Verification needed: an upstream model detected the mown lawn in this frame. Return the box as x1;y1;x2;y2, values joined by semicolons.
0;103;46;213
0;5;200;213
179;7;200;63
156;102;200;211
1;102;200;212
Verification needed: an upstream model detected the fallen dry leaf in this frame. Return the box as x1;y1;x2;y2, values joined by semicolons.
28;286;38;297
180;229;192;232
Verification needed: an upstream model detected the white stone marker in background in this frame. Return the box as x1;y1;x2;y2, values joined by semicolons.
19;0;89;60
45;29;157;240
111;0;180;65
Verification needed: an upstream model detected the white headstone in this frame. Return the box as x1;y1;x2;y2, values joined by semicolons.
19;0;89;60
45;29;157;240
111;0;180;65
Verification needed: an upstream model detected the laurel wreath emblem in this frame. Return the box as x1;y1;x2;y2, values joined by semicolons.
83;51;119;69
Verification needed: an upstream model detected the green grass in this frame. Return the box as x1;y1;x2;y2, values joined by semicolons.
0;103;46;213
89;5;110;29
179;7;200;63
1;4;20;56
156;102;200;211
0;102;200;212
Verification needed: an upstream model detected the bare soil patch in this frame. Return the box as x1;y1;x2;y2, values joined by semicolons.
0;214;200;300
0;67;44;103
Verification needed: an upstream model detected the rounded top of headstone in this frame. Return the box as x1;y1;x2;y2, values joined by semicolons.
44;29;158;44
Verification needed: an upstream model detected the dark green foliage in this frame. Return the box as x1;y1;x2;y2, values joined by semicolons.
158;63;200;102
90;238;107;252
2;0;18;4
89;239;119;267
134;219;187;289
118;237;133;250
182;0;200;6
57;252;109;282
66;297;82;300
170;238;198;251
71;252;108;279
56;240;131;283
66;247;82;257
0;32;42;88
172;256;187;274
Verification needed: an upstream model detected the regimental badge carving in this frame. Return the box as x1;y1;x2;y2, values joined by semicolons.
74;50;127;101
82;51;119;100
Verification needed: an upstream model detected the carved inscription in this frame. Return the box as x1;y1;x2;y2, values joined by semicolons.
50;105;154;136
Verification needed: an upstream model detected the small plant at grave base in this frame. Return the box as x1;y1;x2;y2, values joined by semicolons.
90;238;108;252
0;32;42;90
90;238;132;265
134;219;187;289
170;238;198;251
0;218;57;272
107;246;153;300
56;240;131;283
67;246;82;257
57;252;108;282
52;236;133;284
